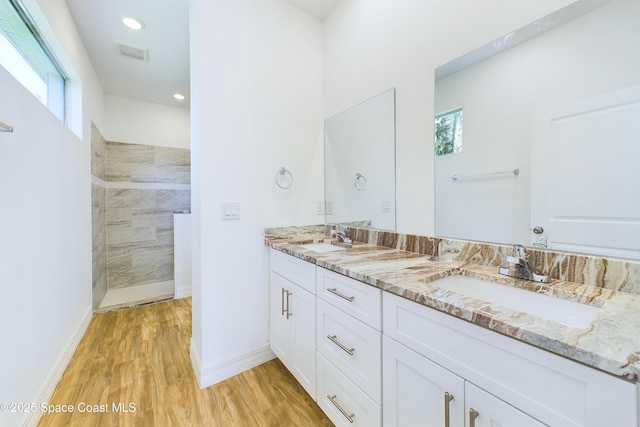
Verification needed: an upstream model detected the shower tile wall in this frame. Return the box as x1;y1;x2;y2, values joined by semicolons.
91;123;108;308
105;142;191;290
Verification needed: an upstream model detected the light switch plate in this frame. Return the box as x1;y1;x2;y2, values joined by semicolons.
325;201;333;215
221;202;240;220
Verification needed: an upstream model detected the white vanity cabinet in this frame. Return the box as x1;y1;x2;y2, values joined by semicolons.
383;291;638;427
269;249;317;400
383;336;544;427
269;247;638;427
316;267;383;426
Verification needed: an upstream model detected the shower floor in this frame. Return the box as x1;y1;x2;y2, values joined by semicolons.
97;280;174;313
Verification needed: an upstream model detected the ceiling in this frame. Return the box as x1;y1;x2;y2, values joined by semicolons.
64;0;341;110
65;0;190;109
284;0;342;19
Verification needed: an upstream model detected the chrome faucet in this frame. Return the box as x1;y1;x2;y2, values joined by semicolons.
330;224;352;244
499;244;550;283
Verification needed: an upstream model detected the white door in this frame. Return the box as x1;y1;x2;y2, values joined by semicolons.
383;336;465;427
531;86;640;259
465;382;547;427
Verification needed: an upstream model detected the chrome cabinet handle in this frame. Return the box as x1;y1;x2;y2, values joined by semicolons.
327;287;355;302
444;392;454;427
327;394;355;423
281;287;286;316
469;408;479;427
327;335;355;355
285;290;292;319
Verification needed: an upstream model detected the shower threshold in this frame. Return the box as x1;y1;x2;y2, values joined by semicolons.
96;281;174;313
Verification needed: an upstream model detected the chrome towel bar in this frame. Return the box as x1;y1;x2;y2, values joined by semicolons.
451;168;519;182
0;120;13;133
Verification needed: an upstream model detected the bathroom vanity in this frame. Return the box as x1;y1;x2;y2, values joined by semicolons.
266;226;640;427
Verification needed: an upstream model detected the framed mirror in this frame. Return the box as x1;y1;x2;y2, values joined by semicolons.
434;0;640;259
324;88;396;230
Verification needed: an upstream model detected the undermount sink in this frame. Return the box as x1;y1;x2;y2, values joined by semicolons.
429;275;599;328
299;242;346;253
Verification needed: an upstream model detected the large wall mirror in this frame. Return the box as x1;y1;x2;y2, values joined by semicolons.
325;88;396;230
435;0;640;259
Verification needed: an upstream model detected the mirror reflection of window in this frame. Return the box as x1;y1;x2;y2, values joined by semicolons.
435;108;463;156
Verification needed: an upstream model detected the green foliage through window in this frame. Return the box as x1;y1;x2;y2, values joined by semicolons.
435;108;463;156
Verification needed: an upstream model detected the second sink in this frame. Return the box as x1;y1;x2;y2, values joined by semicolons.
299;242;346;253
427;275;599;329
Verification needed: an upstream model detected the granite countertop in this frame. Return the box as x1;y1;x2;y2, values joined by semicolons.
265;228;640;382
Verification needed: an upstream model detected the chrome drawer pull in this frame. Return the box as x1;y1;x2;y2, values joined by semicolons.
327;335;355;355
285;290;292;319
327;287;355;302
327;394;355;423
444;392;454;427
469;408;479;427
281;287;286;316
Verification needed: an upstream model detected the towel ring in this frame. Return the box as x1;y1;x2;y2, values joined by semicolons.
354;173;367;191
276;167;293;189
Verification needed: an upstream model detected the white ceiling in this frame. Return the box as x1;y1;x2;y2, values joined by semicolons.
284;0;342;19
65;0;190;109
64;0;341;110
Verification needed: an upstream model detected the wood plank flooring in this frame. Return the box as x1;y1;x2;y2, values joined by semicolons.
38;298;333;427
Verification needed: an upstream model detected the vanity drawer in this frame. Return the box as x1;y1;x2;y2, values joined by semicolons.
270;248;316;294
316;353;381;427
316;267;382;330
317;298;382;403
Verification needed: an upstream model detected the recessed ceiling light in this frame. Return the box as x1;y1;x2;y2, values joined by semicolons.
122;17;144;30
173;93;185;101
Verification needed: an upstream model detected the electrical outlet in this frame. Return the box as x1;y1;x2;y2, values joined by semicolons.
381;201;391;213
316;201;325;215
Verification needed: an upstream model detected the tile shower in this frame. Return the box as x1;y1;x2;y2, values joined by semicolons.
91;123;191;310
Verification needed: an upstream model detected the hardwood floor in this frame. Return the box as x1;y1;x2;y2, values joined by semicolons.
38;298;333;427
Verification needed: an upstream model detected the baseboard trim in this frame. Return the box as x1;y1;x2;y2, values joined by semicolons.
22;304;93;427
190;341;275;389
174;285;192;299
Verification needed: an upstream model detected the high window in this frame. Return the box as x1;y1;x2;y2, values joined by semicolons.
0;0;66;121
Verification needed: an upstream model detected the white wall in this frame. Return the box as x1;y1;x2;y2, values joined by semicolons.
323;0;576;235
190;0;324;387
104;95;191;149
0;0;103;425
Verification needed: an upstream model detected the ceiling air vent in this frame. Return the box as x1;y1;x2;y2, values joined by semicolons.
116;42;149;62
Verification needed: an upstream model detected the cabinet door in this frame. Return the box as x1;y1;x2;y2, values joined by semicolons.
269;271;291;362
289;282;316;400
383;336;465;427
465;383;547;427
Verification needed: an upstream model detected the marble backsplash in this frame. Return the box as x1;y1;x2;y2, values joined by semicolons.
344;226;640;296
266;224;640;296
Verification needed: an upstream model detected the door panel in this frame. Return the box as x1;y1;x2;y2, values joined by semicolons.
383;336;465;427
531;86;640;259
